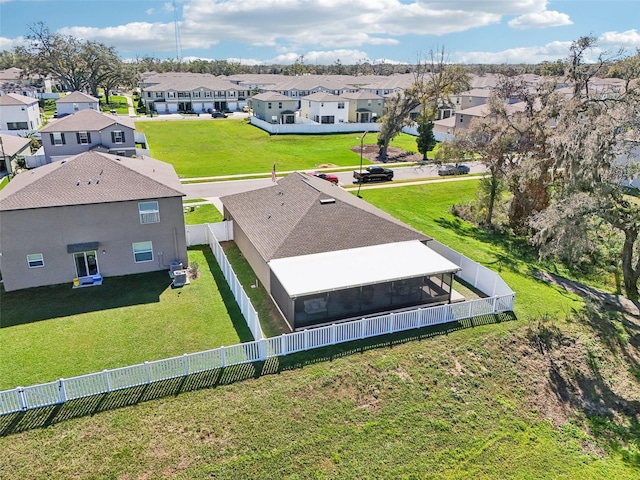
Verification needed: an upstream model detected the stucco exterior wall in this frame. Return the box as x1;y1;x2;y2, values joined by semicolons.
42;124;136;162
0;196;187;291
0;102;42;130
56;101;99;115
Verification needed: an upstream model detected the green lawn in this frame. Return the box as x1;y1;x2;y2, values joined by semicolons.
0;247;250;390
100;95;129;115
135;119;420;177
183;203;223;224
0;179;637;478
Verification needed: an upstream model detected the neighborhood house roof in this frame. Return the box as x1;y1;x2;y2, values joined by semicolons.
221;172;430;261
252;92;295;102
0;92;38;106
40;109;135;132
302;92;348;102
0;133;31;157
56;91;99;103
269;240;460;297
0;151;184;211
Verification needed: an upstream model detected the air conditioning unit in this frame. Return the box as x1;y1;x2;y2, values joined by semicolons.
169;261;183;278
172;269;188;287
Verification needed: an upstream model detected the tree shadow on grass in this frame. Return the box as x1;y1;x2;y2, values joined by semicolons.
0;271;173;328
0;311;515;437
543;303;640;467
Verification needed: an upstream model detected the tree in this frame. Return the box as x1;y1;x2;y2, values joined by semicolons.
454;95;519;226
531;37;640;300
377;48;469;160
415;107;436;161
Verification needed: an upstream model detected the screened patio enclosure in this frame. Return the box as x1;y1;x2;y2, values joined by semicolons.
269;241;461;330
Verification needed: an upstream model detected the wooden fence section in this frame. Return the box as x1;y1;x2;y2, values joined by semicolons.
0;224;515;416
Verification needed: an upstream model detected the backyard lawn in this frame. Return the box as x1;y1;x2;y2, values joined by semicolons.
135;119;422;177
0;247;250;390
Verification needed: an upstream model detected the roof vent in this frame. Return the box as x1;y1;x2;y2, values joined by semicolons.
320;198;335;205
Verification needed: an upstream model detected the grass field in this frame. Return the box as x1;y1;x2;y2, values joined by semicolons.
1;180;638;478
135;119;423;177
0;247;250;390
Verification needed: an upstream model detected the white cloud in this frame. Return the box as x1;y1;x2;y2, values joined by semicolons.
0;35;25;50
456;40;573;64
508;10;572;29
599;29;640;49
146;8;154;15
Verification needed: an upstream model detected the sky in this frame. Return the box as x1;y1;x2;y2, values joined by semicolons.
1;0;639;66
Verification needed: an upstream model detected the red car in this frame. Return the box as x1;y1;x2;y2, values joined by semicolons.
307;171;339;184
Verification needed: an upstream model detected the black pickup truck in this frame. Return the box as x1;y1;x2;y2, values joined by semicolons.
353;165;394;183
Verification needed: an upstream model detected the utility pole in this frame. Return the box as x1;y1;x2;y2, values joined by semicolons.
357;131;368;198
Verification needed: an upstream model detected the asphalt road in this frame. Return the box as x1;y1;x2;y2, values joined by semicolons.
182;162;485;203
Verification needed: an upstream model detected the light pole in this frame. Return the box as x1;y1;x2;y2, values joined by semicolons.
357;131;368;198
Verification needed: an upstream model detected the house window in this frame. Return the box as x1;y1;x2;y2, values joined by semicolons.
7;122;28;130
147;92;152;98
205;91;212;98
50;132;66;145
278;102;282;109
76;132;91;144
338;102;345;109
133;241;153;263
139;201;160;224
192;91;200;98
367;100;372;106
73;103;79;111
268;102;272;109
459;115;464;123
112;131;125;144
27;253;44;268
155;92;162;98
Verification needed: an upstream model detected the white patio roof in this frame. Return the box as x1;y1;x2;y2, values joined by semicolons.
269;240;461;297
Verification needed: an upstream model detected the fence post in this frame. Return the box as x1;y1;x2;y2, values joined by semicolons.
58;379;67;404
221;347;226;368
331;324;337;345
304;330;309;350
389;313;394;333
491;275;498;297
468;299;474;319
145;361;151;383
182;353;189;376
360;319;366;339
281;334;288;356
103;370;111;393
17;387;27;411
258;339;267;361
492;296;498;313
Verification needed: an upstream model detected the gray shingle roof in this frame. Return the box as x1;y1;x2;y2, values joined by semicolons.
301;92;348;102
41;109;135;132
0;133;31;157
0;151;184;211
0;93;38;106
221;172;429;261
56;91;99;103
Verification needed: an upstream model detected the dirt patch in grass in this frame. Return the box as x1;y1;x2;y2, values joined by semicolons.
351;145;423;164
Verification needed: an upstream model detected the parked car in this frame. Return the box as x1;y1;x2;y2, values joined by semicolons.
307;171;339;184
353;165;394;183
242;106;251;113
437;163;470;176
211;111;228;118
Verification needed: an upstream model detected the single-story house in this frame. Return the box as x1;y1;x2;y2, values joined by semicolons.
221;172;461;330
0;133;31;176
0;151;187;292
55;91;100;115
40;109;137;163
0;92;42;132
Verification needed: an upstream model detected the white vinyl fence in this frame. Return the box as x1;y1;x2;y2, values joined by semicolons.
0;224;515;416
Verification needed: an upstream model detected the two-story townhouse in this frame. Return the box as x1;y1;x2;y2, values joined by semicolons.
0;93;42;133
249;92;299;124
299;92;350;124
40;109;136;163
340;91;384;123
0;151;187;292
55;91;100;116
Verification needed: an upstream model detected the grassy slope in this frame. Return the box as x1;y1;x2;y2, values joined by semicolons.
1;180;637;478
135;119;419;177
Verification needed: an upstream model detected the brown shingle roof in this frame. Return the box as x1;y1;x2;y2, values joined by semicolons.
221;172;429;261
41;109;135;132
0;151;183;211
56;91;99;103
